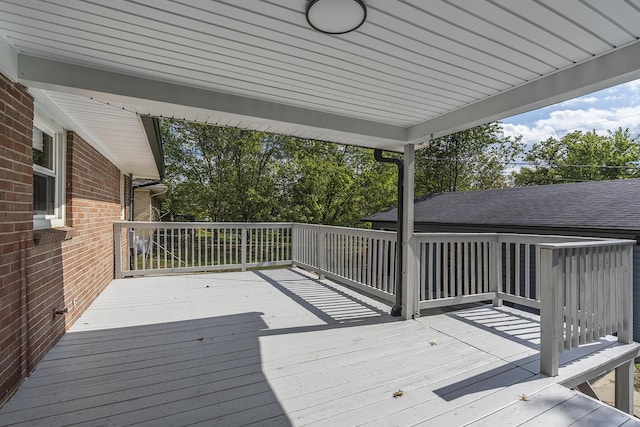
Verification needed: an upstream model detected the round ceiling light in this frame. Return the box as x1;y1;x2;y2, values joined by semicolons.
306;0;367;35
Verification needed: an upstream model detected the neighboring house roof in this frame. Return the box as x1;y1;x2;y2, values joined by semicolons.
364;179;640;233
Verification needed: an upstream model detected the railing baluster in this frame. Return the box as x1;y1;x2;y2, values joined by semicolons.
419;243;426;301
505;242;511;295
515;243;521;297
468;242;474;295
563;249;571;350
570;248;579;348
456;242;462;297
483;242;489;293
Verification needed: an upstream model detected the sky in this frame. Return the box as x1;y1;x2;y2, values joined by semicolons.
502;78;640;150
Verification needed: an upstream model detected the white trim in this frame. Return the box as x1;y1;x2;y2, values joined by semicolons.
32;109;66;229
17;54;407;148
0;36;18;81
29;88;133;175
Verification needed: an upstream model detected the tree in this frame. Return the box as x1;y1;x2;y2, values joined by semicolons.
513;128;640;186
161;120;397;226
276;140;397;227
415;122;523;195
162;120;283;222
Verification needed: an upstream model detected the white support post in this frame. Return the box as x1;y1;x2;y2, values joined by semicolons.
615;360;634;414
241;226;247;272
114;222;123;279
402;144;418;320
317;228;326;279
291;224;298;268
540;246;561;377
619;244;633;344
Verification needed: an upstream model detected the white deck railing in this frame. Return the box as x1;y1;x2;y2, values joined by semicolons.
539;240;634;376
414;233;594;310
114;221;633;376
114;222;292;278
415;233;496;309
292;223;397;303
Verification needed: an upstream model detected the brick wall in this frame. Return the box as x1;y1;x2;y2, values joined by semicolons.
24;132;123;374
0;71;128;406
134;188;152;221
0;74;33;404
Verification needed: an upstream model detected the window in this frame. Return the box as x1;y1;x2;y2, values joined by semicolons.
33;114;65;229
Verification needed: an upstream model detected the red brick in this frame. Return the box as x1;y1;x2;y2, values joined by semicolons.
0;73;128;406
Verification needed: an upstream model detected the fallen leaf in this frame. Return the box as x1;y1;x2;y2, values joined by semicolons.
519;394;528;401
429;341;437;346
393;390;404;399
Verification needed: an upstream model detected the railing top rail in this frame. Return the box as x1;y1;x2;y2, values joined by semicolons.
114;221;295;228
414;232;498;243
293;223;397;239
537;239;636;249
497;233;605;244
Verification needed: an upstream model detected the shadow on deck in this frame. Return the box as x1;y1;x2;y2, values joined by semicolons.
0;268;638;426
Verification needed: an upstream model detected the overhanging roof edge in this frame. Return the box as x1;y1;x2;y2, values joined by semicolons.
407;40;640;142
17;54;407;146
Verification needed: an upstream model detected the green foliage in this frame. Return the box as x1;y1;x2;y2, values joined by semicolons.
162;120;281;222
513;128;640;186
415;122;523;195
276;140;397;227
161;120;397;227
162;120;525;225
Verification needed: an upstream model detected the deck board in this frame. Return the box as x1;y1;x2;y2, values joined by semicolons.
1;268;639;426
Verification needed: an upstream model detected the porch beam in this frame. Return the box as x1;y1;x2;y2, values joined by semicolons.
401;144;418;319
17;54;407;149
407;40;640;142
0;37;18;81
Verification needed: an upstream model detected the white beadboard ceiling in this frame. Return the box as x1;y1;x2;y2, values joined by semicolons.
1;0;640;155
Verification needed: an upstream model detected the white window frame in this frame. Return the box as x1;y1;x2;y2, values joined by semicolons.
33;112;66;230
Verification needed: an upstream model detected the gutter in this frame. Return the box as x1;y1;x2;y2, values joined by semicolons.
373;149;403;317
140;115;165;180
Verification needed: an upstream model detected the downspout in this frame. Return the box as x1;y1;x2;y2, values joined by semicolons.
374;149;403;317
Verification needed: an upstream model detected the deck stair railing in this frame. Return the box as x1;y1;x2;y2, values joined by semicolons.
538;240;634;376
114;221;633;376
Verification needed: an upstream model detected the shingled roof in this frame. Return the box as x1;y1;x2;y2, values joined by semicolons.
364;178;640;232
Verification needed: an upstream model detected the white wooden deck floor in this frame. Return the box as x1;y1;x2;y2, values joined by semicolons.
1;268;639;427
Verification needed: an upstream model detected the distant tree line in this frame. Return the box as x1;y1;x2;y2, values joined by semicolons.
513;128;640;185
161;119;640;226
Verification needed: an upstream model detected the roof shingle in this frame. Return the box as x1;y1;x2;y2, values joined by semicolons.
365;179;640;232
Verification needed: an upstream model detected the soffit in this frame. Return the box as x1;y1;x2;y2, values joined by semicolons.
32;89;160;179
2;0;640;149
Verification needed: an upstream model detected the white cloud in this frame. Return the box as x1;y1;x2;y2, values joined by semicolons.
503;78;640;152
559;96;598;107
502;122;557;149
503;106;640;150
604;94;626;102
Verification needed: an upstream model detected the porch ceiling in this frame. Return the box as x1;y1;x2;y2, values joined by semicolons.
2;1;640;151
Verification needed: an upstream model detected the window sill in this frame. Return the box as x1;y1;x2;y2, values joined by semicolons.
33;227;76;246
34;218;65;230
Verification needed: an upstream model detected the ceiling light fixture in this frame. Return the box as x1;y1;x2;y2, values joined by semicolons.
306;0;367;35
